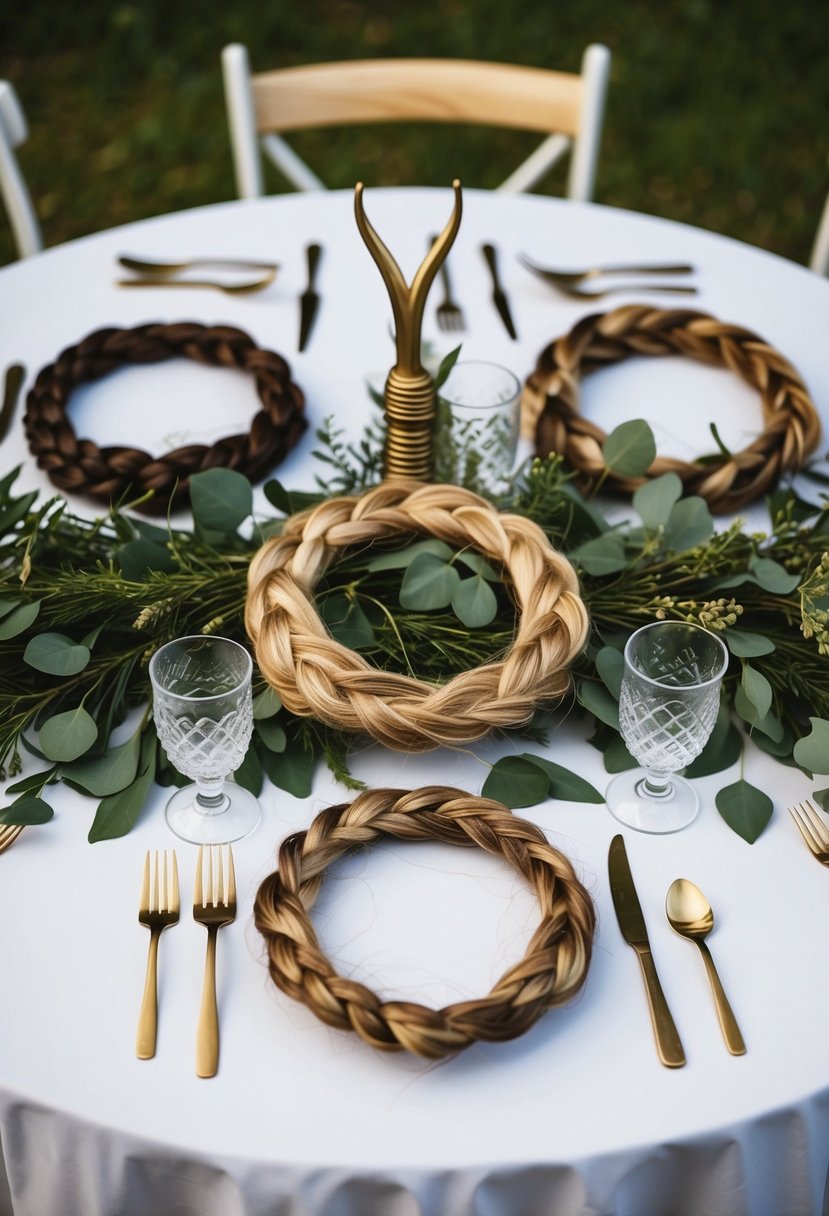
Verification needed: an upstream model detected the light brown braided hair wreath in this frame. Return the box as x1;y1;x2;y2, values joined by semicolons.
245;481;589;752
254;786;595;1058
523;305;821;514
24;322;306;515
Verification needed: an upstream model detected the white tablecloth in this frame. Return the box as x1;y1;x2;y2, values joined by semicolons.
1;189;828;1216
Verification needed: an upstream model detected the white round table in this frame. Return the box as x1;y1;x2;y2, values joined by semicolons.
0;189;828;1216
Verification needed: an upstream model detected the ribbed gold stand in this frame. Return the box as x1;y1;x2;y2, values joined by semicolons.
354;181;463;482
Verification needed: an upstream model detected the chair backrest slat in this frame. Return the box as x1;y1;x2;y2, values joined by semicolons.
222;43;611;202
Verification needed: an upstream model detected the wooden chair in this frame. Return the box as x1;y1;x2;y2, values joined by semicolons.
221;44;611;203
0;81;43;259
809;191;829;276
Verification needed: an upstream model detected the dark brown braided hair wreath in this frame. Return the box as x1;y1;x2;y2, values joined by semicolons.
523;306;821;514
24;322;306;514
254;786;596;1059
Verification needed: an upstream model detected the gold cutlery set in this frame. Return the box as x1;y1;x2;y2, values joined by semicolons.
136;844;236;1078
431;245;698;336
609;833;745;1068
116;247;325;351
114;246;696;353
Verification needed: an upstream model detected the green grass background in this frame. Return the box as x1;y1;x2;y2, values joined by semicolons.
1;0;827;269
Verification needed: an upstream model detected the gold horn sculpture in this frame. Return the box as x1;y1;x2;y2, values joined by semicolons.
354;180;463;481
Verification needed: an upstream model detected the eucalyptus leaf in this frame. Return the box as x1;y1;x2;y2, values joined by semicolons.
24;632;91;677
256;717;287;753
259;735;315;797
595;646;624;699
39;706;98;762
262;479;292;514
321;593;376;648
603;420;656;478
0;600;40;640
400;552;461;610
518;754;604;803
733;684;784;742
88;732;157;842
602;734;638;773
0;490;38;535
577;681;621;730
4;766;58;796
454;550;500;580
63;727;143;796
793;718;829;774
750;722;796;761
252;686;282;719
367;539;453;572
571;533;628;576
663;497;714;551
0;596;23;620
633;472;683;529
434;345;462;389
741;664;773;721
0;795;54;826
725;629;775;658
715;779;773;843
189;468;253;534
451;575;498;628
481;756;551;808
749;556;800;595
118;538;175;580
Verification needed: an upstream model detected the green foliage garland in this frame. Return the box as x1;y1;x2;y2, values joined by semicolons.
1;413;828;844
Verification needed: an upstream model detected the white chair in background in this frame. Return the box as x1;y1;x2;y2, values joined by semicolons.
0;80;43;259
809;191;829;276
221;43;611;203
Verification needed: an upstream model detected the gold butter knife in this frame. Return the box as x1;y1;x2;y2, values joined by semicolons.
608;833;686;1068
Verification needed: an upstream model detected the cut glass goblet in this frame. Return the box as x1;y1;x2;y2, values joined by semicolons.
149;635;260;845
605;620;729;834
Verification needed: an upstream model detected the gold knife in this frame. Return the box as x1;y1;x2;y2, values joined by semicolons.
608;833;686;1068
298;243;323;352
481;243;517;339
0;363;25;443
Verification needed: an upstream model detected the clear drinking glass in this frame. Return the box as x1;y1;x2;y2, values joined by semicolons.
434;360;521;493
605;621;729;834
149;635;261;844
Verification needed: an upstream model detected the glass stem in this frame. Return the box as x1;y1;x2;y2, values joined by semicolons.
195;778;229;814
637;770;674;801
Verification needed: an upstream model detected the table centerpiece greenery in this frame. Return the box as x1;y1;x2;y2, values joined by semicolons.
1;408;828;845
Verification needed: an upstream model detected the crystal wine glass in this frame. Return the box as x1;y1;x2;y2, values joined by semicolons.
605;621;729;834
149;635;261;844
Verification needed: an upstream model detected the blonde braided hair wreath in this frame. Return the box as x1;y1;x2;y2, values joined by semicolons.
245;481;589;752
254;786;596;1058
522;305;821;514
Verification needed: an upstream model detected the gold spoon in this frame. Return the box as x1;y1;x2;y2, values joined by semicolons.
666;878;746;1055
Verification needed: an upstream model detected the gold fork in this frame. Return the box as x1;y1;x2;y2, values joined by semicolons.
788;799;829;865
193;844;236;1078
0;824;24;855
517;252;695;285
429;233;465;332
136;849;180;1059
